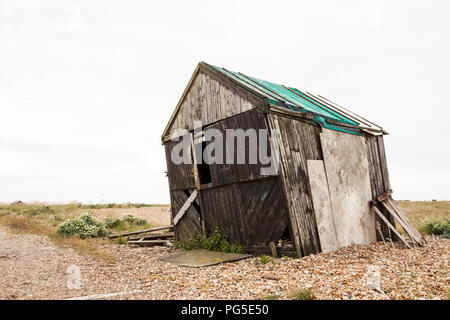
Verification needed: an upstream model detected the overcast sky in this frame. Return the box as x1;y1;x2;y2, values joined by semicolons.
0;0;449;203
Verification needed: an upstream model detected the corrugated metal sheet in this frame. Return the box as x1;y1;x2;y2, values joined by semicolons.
202;62;384;135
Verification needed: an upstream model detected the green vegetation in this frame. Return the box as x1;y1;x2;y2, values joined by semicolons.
0;202;168;262
103;215;148;231
116;236;128;245
290;288;316;300
397;201;449;230
57;213;109;239
175;229;243;253
261;293;280;300
82;203;168;209
419;219;450;238
255;254;272;265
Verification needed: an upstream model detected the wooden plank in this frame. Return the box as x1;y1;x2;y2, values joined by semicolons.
171;189;202;241
306;160;339;253
261;272;281;280
128;232;174;241
201;183;246;245
377;189;393;202
268;114;322;257
382;199;424;245
364;133;395;241
108;226;173;239
269;242;278;258
238;177;289;246
163;66;261;137
320;128;376;248
376;135;391;189
161;64;201;139
173;189;198;225
164;141;196;191
372;206;411;248
380;201;421;244
190;133;201;189
127;240;170;246
386;198;424;243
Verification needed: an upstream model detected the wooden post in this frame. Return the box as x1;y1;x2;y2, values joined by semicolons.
269;242;278;258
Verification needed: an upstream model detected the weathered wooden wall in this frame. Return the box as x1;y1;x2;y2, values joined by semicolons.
200;176;289;247
364;133;396;240
163;64;394;254
268;114;322;257
167;68;261;135
164;140;196;191
170;189;202;241
201;108;274;188
164;83;291;247
196;109;290;247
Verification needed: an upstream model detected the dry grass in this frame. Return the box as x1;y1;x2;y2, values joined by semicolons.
290;288;317;300
0;202;170;263
0;213;116;263
396;201;449;230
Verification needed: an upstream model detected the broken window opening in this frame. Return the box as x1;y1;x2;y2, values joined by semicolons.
197;141;212;185
276;225;294;250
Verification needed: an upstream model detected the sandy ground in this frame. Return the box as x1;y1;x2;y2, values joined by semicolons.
75;206;172;227
0;223;448;300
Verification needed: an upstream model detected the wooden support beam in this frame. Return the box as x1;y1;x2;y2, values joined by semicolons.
386;198;425;243
380;201;423;245
173;189;198;225
269;242;278;258
107;225;173;239
127;240;171;246
372;206;411;249
128;232;174;241
377;189;393;202
384;199;424;244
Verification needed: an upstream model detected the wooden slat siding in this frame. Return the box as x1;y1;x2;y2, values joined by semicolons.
200;64;264;110
377;135;391;190
171;190;202;241
268;114;322;257
364;133;396;240
173;189;198;225
199;177;289;248
166;69;261;136
239;177;289;246
200;183;246;245
164;141;196;191
201;108;273;188
364;133;388;239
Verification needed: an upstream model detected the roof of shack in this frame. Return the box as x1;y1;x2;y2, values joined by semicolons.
162;62;386;138
202;62;385;135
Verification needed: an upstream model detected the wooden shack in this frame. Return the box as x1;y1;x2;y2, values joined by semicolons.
161;62;396;257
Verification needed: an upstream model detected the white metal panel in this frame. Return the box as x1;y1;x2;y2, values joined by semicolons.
320;129;376;248
307;160;338;253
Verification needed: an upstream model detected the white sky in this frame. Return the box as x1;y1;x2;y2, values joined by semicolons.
0;0;449;203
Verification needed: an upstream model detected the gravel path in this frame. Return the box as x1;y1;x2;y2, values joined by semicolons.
0;226;448;300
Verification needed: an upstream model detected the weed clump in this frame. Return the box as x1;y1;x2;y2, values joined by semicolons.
255;255;272;265
262;293;280;300
290;288;316;300
122;215;147;226
175;229;243;253
103;215;147;230
103;217;121;229
57;213;108;239
117;236;127;245
19;205;54;216
419;219;450;238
